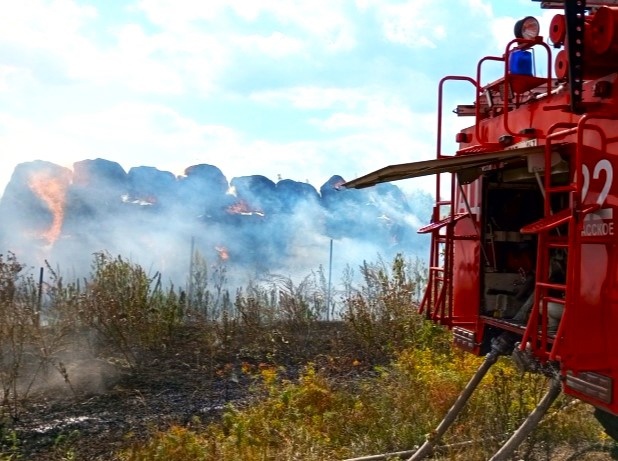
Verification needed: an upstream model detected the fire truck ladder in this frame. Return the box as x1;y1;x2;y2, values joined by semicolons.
418;75;479;326
417;206;467;326
490;114;618;461
519;117;607;363
417;206;449;322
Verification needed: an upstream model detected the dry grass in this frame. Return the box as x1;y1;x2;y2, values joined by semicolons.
0;252;612;460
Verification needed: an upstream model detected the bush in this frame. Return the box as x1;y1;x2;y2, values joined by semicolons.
119;253;606;461
79;252;184;368
342;254;441;361
119;346;606;461
0;251;607;460
0;253;40;417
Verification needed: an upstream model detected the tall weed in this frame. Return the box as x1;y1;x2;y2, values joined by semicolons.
79;252;183;368
119;348;605;461
342;253;437;361
0;253;41;417
119;253;606;461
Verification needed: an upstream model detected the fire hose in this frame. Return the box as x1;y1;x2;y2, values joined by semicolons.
342;371;565;461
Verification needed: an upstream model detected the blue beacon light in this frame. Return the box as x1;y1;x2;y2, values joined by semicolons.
510;50;533;76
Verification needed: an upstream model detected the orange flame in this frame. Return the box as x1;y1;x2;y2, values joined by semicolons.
215;246;229;261
226;200;265;216
28;171;69;245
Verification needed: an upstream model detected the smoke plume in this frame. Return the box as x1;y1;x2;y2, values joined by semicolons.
0;159;432;287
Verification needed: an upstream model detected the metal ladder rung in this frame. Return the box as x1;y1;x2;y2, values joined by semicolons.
546;184;576;194
536;282;566;291
542;295;566;305
547;240;569;248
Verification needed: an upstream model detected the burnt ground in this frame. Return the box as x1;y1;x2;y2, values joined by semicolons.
8;323;615;461
0;323;355;460
7;366;254;460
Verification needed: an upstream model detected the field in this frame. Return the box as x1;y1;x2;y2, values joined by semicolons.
0;252;614;460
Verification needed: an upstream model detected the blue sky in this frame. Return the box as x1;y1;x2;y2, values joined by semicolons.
0;0;557;197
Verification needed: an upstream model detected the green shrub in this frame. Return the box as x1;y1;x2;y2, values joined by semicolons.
119;345;606;460
0;253;40;417
80;252;184;368
0;251;606;460
342;254;441;361
118;253;606;461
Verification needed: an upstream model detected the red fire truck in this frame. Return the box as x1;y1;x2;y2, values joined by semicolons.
345;1;618;458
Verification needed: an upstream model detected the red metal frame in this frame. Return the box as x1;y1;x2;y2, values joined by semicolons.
418;9;618;414
344;0;618;422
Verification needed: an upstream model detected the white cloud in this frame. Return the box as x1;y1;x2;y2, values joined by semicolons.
137;0;357;54
234;32;305;58
0;113;84;196
463;0;493;18
0;0;97;48
0;0;100;87
0;0;543;203
135;0;226;27
0;66;34;93
250;86;366;110
0;88;441;198
315;96;421;132
370;0;449;48
267;1;357;52
68;24;186;94
0;0;233;97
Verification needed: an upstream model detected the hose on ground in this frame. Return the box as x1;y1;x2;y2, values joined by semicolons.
343;373;574;461
488;376;562;461
342;434;508;461
406;348;502;461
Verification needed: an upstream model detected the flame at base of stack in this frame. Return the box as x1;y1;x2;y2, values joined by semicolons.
27;171;70;246
227;200;265;217
215;246;229;262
